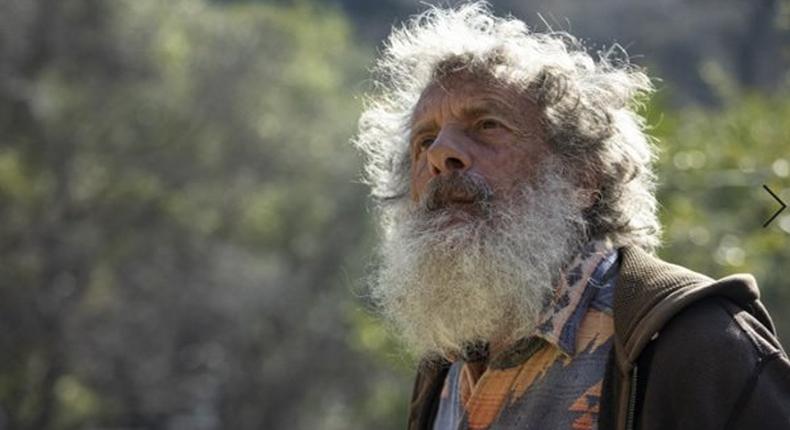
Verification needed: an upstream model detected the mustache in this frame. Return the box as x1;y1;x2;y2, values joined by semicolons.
420;172;493;212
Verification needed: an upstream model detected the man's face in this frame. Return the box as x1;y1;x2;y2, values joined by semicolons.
370;72;591;360
409;73;552;212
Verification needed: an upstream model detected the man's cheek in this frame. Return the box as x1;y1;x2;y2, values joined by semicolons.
410;162;431;201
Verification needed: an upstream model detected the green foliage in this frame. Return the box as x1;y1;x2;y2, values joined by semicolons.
652;92;790;342
0;1;396;429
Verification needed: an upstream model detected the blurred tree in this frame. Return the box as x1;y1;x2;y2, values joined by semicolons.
0;1;410;429
650;89;790;344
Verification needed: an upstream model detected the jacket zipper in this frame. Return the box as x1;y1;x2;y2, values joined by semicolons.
625;365;638;430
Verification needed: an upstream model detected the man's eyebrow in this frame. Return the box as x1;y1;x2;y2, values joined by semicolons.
410;120;436;138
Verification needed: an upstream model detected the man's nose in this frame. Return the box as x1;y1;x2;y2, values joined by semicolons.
425;127;472;176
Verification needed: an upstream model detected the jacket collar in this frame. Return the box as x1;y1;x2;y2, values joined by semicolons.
612;245;759;373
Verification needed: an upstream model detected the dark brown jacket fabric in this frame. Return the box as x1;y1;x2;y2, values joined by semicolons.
408;246;790;430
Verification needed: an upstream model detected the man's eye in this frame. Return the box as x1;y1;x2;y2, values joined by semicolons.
478;119;503;130
418;138;435;150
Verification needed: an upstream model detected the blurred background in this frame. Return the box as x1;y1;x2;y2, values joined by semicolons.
0;0;787;428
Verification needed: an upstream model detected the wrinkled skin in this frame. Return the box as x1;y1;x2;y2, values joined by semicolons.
408;73;553;212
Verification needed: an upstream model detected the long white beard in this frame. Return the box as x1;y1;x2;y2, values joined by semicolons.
373;170;588;361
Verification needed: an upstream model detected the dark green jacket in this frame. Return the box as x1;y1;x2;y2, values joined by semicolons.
408;246;790;429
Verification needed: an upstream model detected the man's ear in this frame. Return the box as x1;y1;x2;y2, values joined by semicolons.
584;189;602;210
577;171;601;210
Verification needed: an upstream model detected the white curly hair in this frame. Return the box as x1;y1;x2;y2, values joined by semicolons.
354;1;661;251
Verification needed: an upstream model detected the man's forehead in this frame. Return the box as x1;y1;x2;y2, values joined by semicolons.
410;75;518;126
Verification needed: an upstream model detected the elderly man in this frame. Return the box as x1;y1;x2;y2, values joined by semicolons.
354;3;790;430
